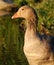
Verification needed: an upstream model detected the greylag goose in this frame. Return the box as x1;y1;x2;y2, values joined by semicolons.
0;0;17;16
12;5;54;65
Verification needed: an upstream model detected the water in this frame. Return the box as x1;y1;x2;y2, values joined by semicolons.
4;0;13;3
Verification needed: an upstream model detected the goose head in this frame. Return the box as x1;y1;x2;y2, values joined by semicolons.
12;5;37;22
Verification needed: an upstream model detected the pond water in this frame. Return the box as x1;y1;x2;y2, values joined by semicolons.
4;0;13;3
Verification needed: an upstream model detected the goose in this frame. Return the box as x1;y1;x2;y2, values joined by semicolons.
12;5;54;65
0;0;17;16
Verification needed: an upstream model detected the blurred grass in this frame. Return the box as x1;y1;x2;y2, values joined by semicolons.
0;16;28;65
0;0;54;65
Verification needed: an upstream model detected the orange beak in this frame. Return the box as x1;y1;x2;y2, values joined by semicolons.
12;12;20;19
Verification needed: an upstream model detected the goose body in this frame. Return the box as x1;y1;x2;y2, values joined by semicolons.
0;0;17;16
12;5;54;65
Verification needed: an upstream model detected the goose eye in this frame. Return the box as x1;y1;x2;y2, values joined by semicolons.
22;9;24;11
